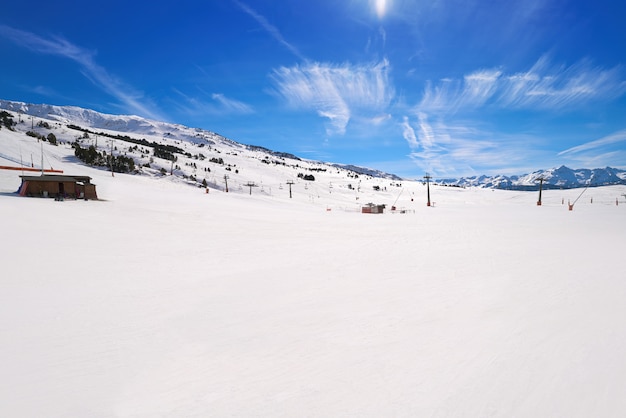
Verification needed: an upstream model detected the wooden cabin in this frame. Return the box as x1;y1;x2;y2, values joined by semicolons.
18;175;98;200
361;203;386;214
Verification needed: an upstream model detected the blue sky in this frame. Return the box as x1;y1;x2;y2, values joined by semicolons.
1;0;625;178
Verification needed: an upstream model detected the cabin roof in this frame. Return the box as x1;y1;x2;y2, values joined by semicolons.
20;174;93;183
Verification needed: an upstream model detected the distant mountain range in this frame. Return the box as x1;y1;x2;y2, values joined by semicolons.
1;99;623;189
438;166;626;190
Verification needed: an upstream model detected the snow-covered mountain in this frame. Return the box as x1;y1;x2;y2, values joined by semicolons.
439;166;626;190
0;99;245;147
0;99;401;182
1;99;622;189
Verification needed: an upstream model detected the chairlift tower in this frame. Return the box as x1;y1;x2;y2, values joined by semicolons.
223;175;229;192
245;181;258;195
536;177;545;205
286;180;294;198
170;155;177;176
110;139;115;177
424;174;432;206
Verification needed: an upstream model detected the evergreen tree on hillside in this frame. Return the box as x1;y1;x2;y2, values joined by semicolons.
72;142;135;173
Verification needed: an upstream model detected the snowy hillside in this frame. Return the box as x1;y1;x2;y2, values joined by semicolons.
0;99;230;146
4;99;624;190
0;99;404;192
2;100;626;417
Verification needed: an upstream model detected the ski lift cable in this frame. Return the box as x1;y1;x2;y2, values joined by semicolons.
45;152;55;170
392;188;404;206
572;178;593;205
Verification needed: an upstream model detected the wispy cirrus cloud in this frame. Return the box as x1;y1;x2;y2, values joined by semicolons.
498;56;626;109
231;2;396;136
172;89;253;116
404;114;543;176
419;55;625;113
211;93;254;114
235;2;396;138
401;116;419;148
233;0;306;61
0;24;163;120
271;59;394;135
419;70;503;113
0;24;89;62
558;129;626;156
407;55;626;175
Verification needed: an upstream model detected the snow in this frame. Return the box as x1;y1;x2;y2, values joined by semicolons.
1;106;626;417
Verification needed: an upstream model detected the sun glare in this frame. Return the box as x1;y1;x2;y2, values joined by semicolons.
374;0;387;19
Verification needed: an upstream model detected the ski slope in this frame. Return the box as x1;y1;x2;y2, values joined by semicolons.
1;109;626;417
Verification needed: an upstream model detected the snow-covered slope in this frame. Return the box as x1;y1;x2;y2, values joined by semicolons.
0;100;425;212
2;100;626;417
3;99;624;189
0;99;231;146
0;99;403;187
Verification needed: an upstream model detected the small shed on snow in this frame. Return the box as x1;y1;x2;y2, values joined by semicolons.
362;203;386;214
18;175;98;200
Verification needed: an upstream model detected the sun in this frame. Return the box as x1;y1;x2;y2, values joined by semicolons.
374;0;388;19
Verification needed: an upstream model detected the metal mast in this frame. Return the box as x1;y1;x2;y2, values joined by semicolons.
424;174;432;206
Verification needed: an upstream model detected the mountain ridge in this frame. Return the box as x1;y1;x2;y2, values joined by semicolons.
2;99;624;189
439;165;626;190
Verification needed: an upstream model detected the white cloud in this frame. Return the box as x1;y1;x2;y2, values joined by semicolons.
233;1;306;61
171;89;253;116
418;69;502;114
418;55;625;114
558;129;626;156
0;25;163;121
417;112;436;149
403;111;545;176
404;112;456;175
211;93;254;114
368;113;392;125
498;56;626;109
401;116;418;148
460;69;502;108
271;60;394;136
410;55;626;175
